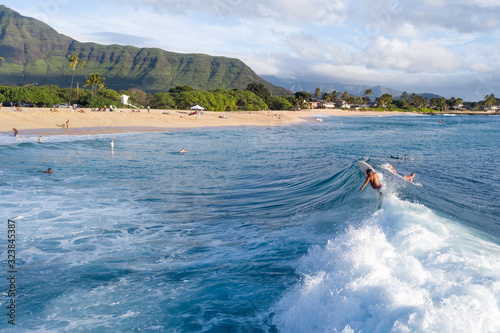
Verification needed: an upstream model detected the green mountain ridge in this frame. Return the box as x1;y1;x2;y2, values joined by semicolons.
0;5;290;95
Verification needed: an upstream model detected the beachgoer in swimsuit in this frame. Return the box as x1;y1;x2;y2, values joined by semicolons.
386;164;415;182
360;169;382;191
12;128;18;137
38;136;43;143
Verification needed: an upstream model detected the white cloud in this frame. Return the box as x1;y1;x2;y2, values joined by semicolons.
118;0;349;24
462;0;500;7
391;22;421;39
471;63;495;72
363;37;462;73
286;35;329;60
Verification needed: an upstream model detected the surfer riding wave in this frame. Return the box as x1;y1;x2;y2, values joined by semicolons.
360;169;382;191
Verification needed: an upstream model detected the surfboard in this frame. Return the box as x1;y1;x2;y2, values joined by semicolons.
358;161;375;178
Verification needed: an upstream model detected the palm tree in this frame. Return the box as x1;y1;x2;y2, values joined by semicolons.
377;94;393;108
400;91;409;102
84;73;105;103
341;91;349;101
410;94;424;108
363;89;372;104
448;97;457;110
68;53;85;105
314;87;321;99
484;94;496;108
439;97;447;111
331;90;338;101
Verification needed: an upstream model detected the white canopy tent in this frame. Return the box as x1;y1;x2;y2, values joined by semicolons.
190;105;205;110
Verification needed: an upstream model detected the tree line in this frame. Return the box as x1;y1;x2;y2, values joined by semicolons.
0;82;296;111
313;87;497;111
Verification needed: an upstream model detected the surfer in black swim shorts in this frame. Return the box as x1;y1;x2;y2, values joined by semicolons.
390;154;407;160
360;169;382;191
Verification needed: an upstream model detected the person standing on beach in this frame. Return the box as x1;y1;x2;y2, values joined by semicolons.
66;119;70;130
147;105;150;113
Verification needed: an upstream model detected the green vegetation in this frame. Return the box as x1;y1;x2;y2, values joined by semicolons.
0;82;292;111
1;81;497;113
314;87;321;99
0;85;61;106
84;73;105;106
317;87;496;112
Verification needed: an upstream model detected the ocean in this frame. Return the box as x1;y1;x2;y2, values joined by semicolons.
0;114;499;332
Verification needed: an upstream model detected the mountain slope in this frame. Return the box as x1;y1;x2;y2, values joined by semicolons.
262;76;403;99
0;5;290;95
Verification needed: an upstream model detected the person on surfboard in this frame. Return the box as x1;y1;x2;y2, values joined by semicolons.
360;169;382;191
390;154;407;160
386;164;415;182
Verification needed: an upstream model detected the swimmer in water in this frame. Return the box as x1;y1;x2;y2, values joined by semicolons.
180;148;187;153
38;136;43;143
390;154;407;160
386;164;415;182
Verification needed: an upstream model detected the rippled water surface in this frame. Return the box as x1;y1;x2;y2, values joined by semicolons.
0;114;499;332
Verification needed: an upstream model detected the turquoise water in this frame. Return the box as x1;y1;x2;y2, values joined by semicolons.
0;115;499;332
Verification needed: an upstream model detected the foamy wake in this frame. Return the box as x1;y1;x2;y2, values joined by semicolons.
273;195;500;333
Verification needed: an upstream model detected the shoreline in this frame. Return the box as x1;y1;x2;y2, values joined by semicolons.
2;107;496;136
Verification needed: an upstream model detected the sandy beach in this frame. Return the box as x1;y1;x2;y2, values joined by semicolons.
1;107;404;135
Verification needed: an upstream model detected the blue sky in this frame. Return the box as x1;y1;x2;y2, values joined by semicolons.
3;0;500;100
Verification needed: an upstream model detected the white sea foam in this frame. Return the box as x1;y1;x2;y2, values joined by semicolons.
0;131;133;146
273;194;500;332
